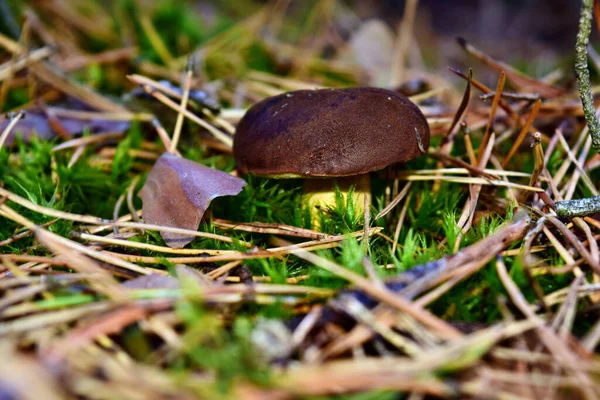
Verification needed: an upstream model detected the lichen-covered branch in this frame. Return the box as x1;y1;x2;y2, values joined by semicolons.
555;195;600;218
557;1;600;219
576;0;600;153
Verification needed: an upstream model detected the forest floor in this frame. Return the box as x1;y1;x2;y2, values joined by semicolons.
0;1;599;399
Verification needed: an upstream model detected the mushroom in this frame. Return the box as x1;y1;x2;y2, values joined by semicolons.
233;87;430;227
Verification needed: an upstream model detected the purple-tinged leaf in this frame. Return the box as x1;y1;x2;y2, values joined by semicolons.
139;152;246;248
0;110;130;147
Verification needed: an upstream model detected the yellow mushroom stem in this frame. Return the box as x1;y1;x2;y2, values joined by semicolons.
302;173;371;230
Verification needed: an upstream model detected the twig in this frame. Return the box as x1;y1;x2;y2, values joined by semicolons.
554;196;600;218
575;0;600;153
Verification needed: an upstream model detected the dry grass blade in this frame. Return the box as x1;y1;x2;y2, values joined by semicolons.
458;37;564;98
44;305;148;364
546;215;600;275
583;317;600;351
519;132;545;205
46;107;152;122
0;218;58;246
20;50;129;112
392;191;412;254
0;302;113;336
496;257;598;400
443;68;472;142
337;298;423;356
276;321;536;397
0;204;153;276
552;275;584;338
0;282;50;310
396;174;544;192
70;231;236;255
213;218;328;239
268;228;380;251
454;132;495;250
429;153;500;180
478;71;505;162
58;47;138;71
272;237;463;339
104;228;379;264
398;211;530;300
501;99;542;168
0;46;53;82
169;61;193;153
274;358;453;397
479;91;541;101
0;186;246;245
414;259;487;307
52;132;125;152
552;123;588;189
449;67;519;122
0;110;25;151
125;176;142;225
555;129;598;197
376;181;412;220
563;136;594;200
247;69;325;91
128;76;233;147
206;260;243;279
35;229;128;301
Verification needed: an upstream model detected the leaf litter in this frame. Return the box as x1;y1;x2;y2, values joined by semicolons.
0;2;600;399
139;152;246;248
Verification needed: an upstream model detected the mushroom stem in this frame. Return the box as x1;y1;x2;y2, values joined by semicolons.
302;174;371;230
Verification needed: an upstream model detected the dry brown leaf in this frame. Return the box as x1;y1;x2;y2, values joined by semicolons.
139;152;246;248
0;109;130;147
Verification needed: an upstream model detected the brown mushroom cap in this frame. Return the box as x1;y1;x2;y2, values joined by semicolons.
233;87;430;178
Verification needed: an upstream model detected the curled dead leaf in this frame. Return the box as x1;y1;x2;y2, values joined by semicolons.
139;152;246;248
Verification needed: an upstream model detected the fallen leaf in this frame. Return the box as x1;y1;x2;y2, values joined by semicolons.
0;109;130;147
139;152;246;248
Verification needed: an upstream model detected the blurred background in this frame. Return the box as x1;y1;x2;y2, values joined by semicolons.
1;0;582;81
0;0;586;124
